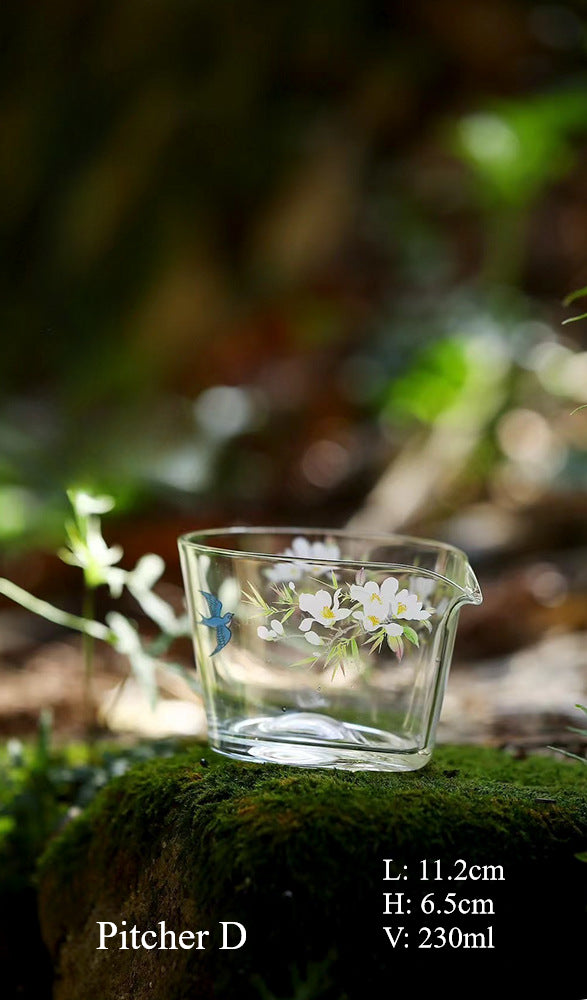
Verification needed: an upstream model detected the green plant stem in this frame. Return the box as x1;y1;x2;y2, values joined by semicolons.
0;576;112;746
0;578;110;641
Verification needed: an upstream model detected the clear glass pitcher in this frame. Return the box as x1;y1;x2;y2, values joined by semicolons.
178;528;482;771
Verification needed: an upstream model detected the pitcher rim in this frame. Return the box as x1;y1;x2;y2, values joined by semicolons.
178;525;482;603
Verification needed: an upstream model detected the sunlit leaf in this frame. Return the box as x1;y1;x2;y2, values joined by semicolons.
563;287;587;307
402;625;419;647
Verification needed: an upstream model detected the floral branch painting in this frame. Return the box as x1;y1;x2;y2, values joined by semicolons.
242;537;435;677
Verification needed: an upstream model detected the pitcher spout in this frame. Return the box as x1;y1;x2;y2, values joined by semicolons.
463;561;483;606
443;549;483;611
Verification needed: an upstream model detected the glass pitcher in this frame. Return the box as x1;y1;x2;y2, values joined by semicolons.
178;528;482;771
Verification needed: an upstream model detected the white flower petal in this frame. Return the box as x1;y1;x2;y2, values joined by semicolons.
271;619;284;635
413;608;433;621
265;562;299;583
304;631;323;646
69;490;115;517
380;577;399;602
385;622;404;637
412;576;437;601
257;625;272;640
131;553;165;590
299;592;320;615
299;618;314;632
355;610;383;632
314;589;332;607
291;537;313;558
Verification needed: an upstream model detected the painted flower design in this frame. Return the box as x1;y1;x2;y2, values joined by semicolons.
298;588;350;644
299;588;350;628
264;536;341;583
352;609;404;636
244;564;436;672
349;578;399;618
351;576;432;622
257;619;285;642
389;589;432;621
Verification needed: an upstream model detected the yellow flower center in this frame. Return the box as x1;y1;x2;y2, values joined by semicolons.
369;593;382;604
322;606;336;620
397;602;407;615
368;615;380;627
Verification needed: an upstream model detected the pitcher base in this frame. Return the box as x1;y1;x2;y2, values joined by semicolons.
211;712;432;771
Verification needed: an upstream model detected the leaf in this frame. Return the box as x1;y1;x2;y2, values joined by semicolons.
562;312;587;326
547;745;586;764
107;611;140;654
242;585;274;614
289;655;320;668
0;576;110;641
107;612;158;707
324;641;342;666
273;584;296;607
331;658;346;680
129;584;187;636
308;576;337;590
575;852;587;863
366;630;386;654
252;583;274;612
402;625;419;647
387;635;404;660
563;286;587;307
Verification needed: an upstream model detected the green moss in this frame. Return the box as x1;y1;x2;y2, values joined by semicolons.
38;746;587;1000
0;734;190;998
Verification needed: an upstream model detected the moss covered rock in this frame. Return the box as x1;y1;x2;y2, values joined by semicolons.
38;747;587;1000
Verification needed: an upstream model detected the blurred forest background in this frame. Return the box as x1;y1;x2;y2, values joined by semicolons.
1;0;587;745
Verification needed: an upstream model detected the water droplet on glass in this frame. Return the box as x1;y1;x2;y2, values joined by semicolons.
200;758;209;767
317;686;322;692
282;889;293;899
281;706;287;712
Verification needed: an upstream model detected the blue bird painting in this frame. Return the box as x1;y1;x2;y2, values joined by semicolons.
200;591;233;655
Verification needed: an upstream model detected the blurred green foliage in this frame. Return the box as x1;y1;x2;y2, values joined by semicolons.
385;338;470;424
454;89;587;208
0;714;182;894
1;1;587;545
